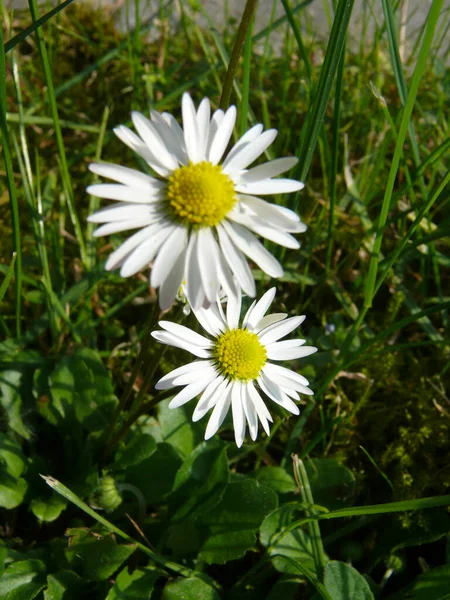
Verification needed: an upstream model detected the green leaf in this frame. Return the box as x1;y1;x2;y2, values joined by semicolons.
0;434;26;477
170;440;229;522
165;520;201;558
64;529;136;582
324;561;374;600
198;479;278;564
0;438;28;508
0;367;32;440
30;494;67;522
126;443;182;505
114;433;157;470
47;347;118;431
106;566;159;599
0;559;46;598
157;399;203;457
260;503;299;547
250;467;296;495
400;564;450;600
43;570;86;600
162;576;221;600
305;459;355;510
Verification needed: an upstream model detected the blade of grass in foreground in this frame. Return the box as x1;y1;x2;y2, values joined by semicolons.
0;23;22;337
292;0;355;201
0;253;17;303
42;475;196;579
28;0;88;266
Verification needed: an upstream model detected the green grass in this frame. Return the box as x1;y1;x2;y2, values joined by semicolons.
0;1;449;598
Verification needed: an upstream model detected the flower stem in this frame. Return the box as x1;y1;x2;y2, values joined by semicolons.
102;301;160;449
219;0;258;110
293;455;327;582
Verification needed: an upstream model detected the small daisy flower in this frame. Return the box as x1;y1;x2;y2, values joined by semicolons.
151;286;317;447
87;94;305;310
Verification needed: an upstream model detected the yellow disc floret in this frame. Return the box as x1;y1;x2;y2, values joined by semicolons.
214;328;267;382
166;161;236;227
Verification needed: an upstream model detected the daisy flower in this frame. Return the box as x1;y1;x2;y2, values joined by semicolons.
87;94;305;310
151;286;317;447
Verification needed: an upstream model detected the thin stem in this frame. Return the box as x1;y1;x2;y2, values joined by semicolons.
293;455;327;582
219;0;258;110
103;301;160;448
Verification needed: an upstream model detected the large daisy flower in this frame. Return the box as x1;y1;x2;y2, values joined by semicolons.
87;94;305;309
151;286;317;447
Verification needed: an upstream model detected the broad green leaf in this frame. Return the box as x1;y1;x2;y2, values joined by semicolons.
30;494;67;522
48;347;118;432
162;576;221;600
260;503;299;547
64;529;136;582
106;566;159;599
0;471;27;509
250;467;296;494
157;399;203;457
324;561;374;600
198;479;278;564
114;433;157;470
44;570;86;600
126;443;182;505
0;559;46;598
0;368;32;440
0;434;26;477
305;459;355;510
401;564;450;599
170;440;229;522
267;578;301;600
165;520;201;558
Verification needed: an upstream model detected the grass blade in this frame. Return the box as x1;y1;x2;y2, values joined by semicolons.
0;253;17;303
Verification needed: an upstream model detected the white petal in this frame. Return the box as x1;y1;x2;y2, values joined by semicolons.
226;280;241;329
262;363;313;395
105;224;158;270
151;227;188;288
205;382;232;439
158;321;212;348
228;211;300;249
208;106;237;165
263;362;310;387
191;302;226;337
150;110;187;164
231;381;246;447
247;380;273;435
156;361;212;390
239;157;298;183
131;111;179;171
193;375;227;422
239;195;306;232
151;330;211;358
254;313;287;333
236;179;304;195
87;203;152;223
224;124;264;167
89;163;163;189
87;184;162;204
258;315;306;344
182;93;201;163
93;218;153;237
223;220;283;279
113;125;170;177
245;287;276;329
196;98;211;161
171;366;218;388
169;379;213;409
120;225;173;277
216;225;256;297
197;228;220;303
206;109;224;160
242;299;257;329
185;232;205;310
158;243;188;310
266;345;317;361
258;373;300;414
242;384;258;441
222;129;277;174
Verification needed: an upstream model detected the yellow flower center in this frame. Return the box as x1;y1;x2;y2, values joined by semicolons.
166;161;236;227
214;328;267;382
